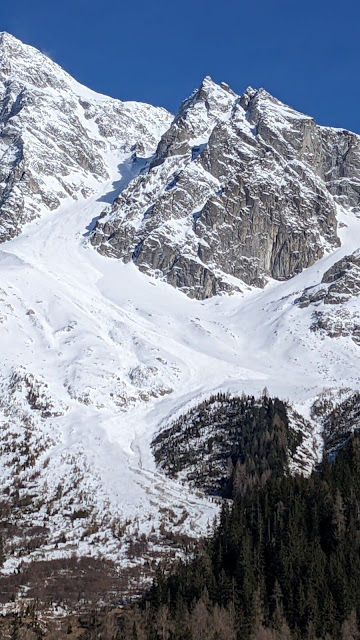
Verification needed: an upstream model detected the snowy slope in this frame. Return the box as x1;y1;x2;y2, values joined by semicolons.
0;34;359;587
1;173;360;577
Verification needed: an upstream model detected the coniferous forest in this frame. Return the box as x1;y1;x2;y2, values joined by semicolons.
152;393;305;497
116;431;360;640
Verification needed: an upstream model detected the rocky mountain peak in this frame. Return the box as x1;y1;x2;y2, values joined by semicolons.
178;75;229;109
0;31;20;49
150;75;236;169
197;74;216;96
239;85;257;109
91;77;360;299
0;31;71;91
197;74;236;100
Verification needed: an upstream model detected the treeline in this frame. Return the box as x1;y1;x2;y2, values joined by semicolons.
117;433;360;640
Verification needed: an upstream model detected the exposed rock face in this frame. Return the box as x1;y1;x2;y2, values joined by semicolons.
296;250;360;344
91;78;360;299
0;32;172;241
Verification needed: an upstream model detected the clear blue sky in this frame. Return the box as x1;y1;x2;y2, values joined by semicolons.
2;0;360;133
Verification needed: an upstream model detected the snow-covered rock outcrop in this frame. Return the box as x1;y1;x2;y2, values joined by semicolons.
297;250;360;344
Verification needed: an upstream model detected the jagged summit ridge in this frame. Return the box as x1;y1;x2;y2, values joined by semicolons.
150;75;237;169
91;78;360;299
0;30;82;91
0;32;172;241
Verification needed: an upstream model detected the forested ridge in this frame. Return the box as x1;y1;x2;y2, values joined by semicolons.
153;393;305;497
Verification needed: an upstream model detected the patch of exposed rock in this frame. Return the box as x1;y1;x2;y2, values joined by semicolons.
296;251;360;344
298;252;360;306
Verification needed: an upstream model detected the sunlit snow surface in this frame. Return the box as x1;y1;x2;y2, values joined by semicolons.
0;154;360;574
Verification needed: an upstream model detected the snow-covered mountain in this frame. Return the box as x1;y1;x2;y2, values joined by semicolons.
0;32;360;602
0;32;172;241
